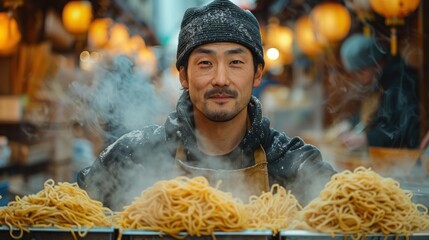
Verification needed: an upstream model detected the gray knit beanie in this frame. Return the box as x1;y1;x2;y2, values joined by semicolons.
340;33;386;71
176;0;264;70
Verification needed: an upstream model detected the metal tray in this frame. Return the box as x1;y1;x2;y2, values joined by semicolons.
0;226;115;240
279;230;429;240
119;229;275;240
398;176;429;208
2;226;429;240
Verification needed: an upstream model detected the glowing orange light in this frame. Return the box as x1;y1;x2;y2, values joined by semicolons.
62;1;93;35
137;47;157;74
88;18;112;49
311;2;352;43
0;12;21;55
109;23;129;50
369;0;420;55
127;35;146;53
266;18;294;65
295;15;323;57
369;0;420;20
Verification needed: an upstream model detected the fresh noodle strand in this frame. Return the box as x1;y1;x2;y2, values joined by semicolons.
117;176;249;239
117;176;302;239
291;167;429;238
0;179;114;240
245;184;302;235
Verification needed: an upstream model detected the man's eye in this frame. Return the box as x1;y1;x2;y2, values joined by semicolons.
231;60;243;64
198;61;211;65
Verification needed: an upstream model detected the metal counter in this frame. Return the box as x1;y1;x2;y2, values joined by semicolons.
2;227;429;240
0;226;115;240
279;230;429;240
119;229;274;240
397;175;429;208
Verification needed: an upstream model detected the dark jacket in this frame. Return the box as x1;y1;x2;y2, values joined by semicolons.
349;55;420;148
78;91;335;210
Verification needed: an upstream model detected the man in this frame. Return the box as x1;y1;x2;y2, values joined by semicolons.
77;0;335;210
337;33;420;150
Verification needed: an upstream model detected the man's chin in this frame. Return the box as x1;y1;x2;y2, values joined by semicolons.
205;110;234;122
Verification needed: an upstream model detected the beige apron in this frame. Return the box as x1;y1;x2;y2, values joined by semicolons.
172;144;272;239
174;143;269;201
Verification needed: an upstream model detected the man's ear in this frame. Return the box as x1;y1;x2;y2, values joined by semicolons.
179;66;189;89
253;64;263;88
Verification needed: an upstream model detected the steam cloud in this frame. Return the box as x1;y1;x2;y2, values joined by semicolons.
69;55;175;144
33;54;182;208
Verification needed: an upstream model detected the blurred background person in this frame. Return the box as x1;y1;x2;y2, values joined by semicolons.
328;33;420;151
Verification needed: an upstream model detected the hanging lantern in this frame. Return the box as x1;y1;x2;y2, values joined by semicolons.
108;23;130;51
88;18;112;49
137;47;157;74
295;15;323;57
266;18;294;65
369;0;420;21
344;0;373;36
275;26;294;65
369;0;421;55
126;35;146;54
310;2;352;44
266;18;281;47
62;1;93;35
0;12;21;55
264;47;284;75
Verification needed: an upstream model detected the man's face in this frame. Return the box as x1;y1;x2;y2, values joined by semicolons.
179;42;263;122
355;66;378;86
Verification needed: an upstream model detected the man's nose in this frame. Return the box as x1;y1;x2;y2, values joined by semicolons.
212;64;230;86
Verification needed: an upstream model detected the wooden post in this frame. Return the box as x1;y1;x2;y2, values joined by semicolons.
419;1;429;141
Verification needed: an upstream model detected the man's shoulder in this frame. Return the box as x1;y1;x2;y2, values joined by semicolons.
113;126;166;150
98;125;169;164
263;129;321;160
263;128;292;146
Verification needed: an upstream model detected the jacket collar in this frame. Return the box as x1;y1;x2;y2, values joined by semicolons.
165;90;266;153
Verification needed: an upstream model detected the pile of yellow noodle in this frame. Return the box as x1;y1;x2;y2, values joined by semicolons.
292;167;429;239
0;179;114;240
117;176;249;239
245;184;302;235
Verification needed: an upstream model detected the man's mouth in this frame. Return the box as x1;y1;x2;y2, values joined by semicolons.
205;88;237;99
208;94;233;104
209;93;232;98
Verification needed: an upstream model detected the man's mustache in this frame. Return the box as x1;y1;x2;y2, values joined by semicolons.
204;87;238;99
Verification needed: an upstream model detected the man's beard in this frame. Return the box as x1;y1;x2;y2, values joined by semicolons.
203;87;239;122
205;109;235;122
